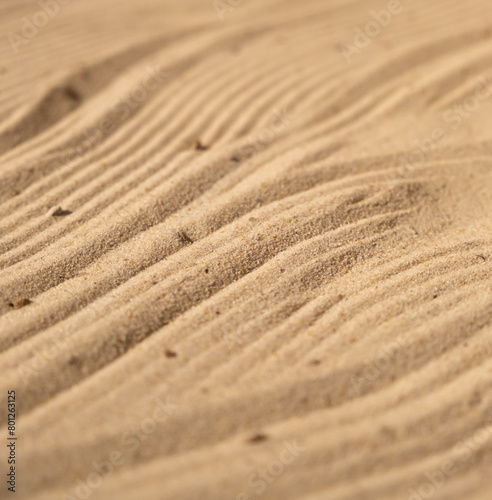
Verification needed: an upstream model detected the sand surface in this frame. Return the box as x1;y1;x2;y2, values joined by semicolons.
1;0;492;498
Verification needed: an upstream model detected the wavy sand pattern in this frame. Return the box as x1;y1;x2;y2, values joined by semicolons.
1;0;492;498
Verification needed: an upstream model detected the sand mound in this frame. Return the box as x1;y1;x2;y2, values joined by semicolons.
1;0;492;498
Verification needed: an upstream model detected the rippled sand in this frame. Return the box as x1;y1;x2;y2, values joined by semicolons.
1;0;492;499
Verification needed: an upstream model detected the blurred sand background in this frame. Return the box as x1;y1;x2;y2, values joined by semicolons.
1;0;492;498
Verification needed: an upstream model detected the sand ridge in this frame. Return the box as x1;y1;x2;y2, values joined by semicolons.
1;0;492;498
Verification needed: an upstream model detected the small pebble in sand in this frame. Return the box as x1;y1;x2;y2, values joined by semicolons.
178;231;194;244
193;140;208;151
164;349;177;358
247;433;268;444
63;86;81;102
68;356;83;368
51;207;72;216
10;298;32;309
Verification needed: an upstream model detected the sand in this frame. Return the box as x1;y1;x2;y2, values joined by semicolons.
1;0;492;498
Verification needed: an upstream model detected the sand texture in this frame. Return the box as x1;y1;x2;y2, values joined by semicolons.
1;0;492;498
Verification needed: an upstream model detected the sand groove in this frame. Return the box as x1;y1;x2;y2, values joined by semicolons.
1;0;492;499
